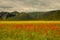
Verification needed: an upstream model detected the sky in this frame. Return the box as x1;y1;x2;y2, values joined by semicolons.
0;0;60;12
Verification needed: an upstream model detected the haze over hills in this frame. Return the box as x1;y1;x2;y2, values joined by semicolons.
0;10;60;21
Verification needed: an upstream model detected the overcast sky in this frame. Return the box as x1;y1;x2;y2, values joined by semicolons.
0;0;60;12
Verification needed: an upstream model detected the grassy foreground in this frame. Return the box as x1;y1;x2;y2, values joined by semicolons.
0;21;60;40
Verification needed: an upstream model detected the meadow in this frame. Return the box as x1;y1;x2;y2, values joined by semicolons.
0;21;60;40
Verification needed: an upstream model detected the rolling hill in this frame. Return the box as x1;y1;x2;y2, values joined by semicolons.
42;10;60;20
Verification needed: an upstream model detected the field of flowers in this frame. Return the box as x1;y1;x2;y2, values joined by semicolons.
0;21;60;40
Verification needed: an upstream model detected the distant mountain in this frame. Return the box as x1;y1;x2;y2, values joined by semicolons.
0;10;60;21
42;10;60;20
0;12;16;20
7;12;34;21
28;12;45;20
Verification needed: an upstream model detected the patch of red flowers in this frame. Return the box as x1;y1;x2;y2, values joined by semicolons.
14;24;23;29
0;24;3;28
38;23;60;35
13;23;60;36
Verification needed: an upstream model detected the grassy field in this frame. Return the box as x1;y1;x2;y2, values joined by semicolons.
0;21;60;40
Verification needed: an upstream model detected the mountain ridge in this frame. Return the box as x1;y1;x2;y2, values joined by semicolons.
0;10;60;21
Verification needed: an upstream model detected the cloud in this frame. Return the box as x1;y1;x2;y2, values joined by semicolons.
0;0;60;12
0;6;13;9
